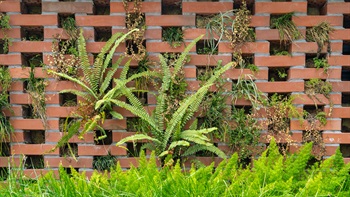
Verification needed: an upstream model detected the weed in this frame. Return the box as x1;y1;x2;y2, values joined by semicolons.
162;27;184;48
313;57;330;73
270;13;302;45
306;22;334;56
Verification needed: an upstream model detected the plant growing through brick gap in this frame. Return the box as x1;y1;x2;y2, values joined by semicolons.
306;22;334;57
162;27;184;48
98;36;234;164
49;29;158;150
0;67;13;149
270;13;302;45
0;13;12;54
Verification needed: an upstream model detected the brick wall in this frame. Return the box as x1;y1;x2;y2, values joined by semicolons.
0;0;349;178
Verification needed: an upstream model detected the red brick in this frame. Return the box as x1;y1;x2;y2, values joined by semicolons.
10;119;59;130
256;82;304;93
102;119;127;130
10;93;30;104
328;55;350;66
42;2;93;14
188;54;231;66
45;81;83;91
0;54;22;65
23;169;59;179
255;2;307;14
46;132;94;143
0;1;21;12
288;68;341;80
182;2;233;14
146;42;195;53
44;28;94;40
225;68;269;80
11;144;59;155
46;107;77;117
45;157;93;168
0;28;21;39
78;145;127;156
86;42;125;53
323;133;350;144
326;107;350;118
76;16;125;27
110;2;161;13
10;15;58;26
290;119;341;130
292;16;343;27
144;29;162;40
256;29;280;41
113;132;137;142
331;82;350;92
327;2;350;14
292;94;340;105
291;42;342;54
219;42;270;53
330;29;350;40
255;56;304;67
9;41;52;53
250;16;270;27
146;16;195;27
10;67;49;78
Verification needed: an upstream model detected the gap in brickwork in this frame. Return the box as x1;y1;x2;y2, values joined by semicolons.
21;53;43;67
268;67;289;82
234;0;255;14
59;143;78;157
233;105;253;115
58;14;75;29
269;41;291;56
343;41;350;55
93;155;116;171
0;40;8;54
196;14;218;29
342;119;350;132
94;27;112;42
59;118;77;132
25;155;44;169
342;93;350;107
126;40;146;56
93;0;110;15
196;40;218;55
22;105;34;119
64;168;79;175
236;53;255;69
305;53;327;68
24;130;45;144
21;0;42;15
343;15;350;28
302;130;324;143
341;66;350;81
126;117;143;132
126;142;144;157
0;167;9;181
131;92;148;106
307;0;326;15
162;0;182;15
94;130;112;145
59;93;77;107
21;26;44;41
196;66;212;80
340;144;350;157
125;13;145;28
304;105;324;115
0;143;11;157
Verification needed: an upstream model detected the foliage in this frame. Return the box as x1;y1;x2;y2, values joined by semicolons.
305;78;332;98
270;13;302;45
2;141;350;196
272;49;290;56
0;66;13;145
162;27;184;48
49;29;156;150
123;0;146;61
306;22;335;56
313;57;330;73
24;59;47;128
98;36;233;162
93;154;117;172
61;17;77;39
0;13;11;54
265;93;303;155
205;2;255;52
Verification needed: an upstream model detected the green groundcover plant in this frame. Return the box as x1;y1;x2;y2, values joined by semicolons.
1;138;349;196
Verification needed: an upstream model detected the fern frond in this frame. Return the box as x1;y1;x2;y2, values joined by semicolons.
99;56;124;95
77;30;93;89
120;59;131;81
183;144;227;159
54;121;81;151
48;71;97;100
168;140;190;151
115;134;160;147
173;35;203;76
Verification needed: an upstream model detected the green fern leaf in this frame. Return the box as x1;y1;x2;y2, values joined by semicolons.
115;134;160;147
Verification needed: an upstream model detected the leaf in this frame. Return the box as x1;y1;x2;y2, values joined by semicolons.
110;111;123;119
115;134;160;147
168;140;190;151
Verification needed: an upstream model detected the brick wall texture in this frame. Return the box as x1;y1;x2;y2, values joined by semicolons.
0;0;350;177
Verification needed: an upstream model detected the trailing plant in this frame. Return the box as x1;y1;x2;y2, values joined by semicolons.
2;140;350;196
306;22;335;57
313;56;330;73
305;78;332;99
93;153;117;172
123;0;147;61
264;93;303;155
231;74;267;109
205;2;255;52
162;27;184;48
270;13;302;45
24;59;47;128
49;29;157;150
0;66;13;145
0;13;11;54
98;36;233;163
